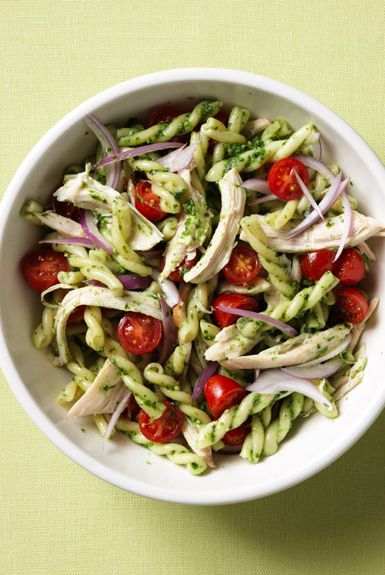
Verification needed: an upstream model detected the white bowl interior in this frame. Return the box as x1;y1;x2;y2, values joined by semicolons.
1;69;385;504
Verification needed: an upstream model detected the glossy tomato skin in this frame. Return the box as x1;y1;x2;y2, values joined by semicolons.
135;180;166;223
204;375;246;419
67;305;86;324
161;255;198;282
212;293;258;328
223;422;250;446
334;286;368;324
138;401;184;443
118;312;163;355
333;248;365;286
52;194;82;222
223;244;261;285
267;157;309;201
300;249;335;282
21;248;69;292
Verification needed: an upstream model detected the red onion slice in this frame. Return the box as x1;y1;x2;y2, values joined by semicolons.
242;178;271;194
293;169;324;220
333;190;352;261
118;274;152;290
80;211;114;254
282;358;344;379
216;305;298;337
286;174;348;239
85;114;121;191
157;142;197;172
249;194;277;205
294;154;335;181
246;369;333;409
94;142;183;169
104;390;131;440
300;334;352;367
192;361;218;402
158;298;178;365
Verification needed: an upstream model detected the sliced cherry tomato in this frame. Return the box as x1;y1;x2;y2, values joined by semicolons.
51;194;82;222
135;180;166;223
334;286;368;324
160;255;198;282
333;248;365;286
138;400;184;443
300;249;335;282
21;248;69;292
212;293;258;328
204;375;246;419
117;312;163;355
67;305;86;324
223;422;250;446
146;103;187;126
267;157;309;201
223;244;261;285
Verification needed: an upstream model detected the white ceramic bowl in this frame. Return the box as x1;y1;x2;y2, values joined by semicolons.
1;68;385;505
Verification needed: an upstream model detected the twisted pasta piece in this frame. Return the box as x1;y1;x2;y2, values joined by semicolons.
190;131;207;181
116;419;207;475
265;199;299;230
227;106;251;134
165;344;191;376
201;118;246;144
241;215;294;298
118;100;222;146
157;216;178;240
197;392;277;448
143;363;210;425
32;307;56;349
200;320;220;346
67;253;124;294
178;283;209;345
262;393;304;456
84;306;105;352
240;416;265;463
57;271;85;285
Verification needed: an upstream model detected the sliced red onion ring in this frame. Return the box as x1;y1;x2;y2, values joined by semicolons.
286;174;348;239
216;305;298;337
300;334;352;367
39;237;98;249
248;194;277;205
333;191;352;261
157;142;197;172
94;142;183;169
282;358;344;379
242;178;271;194
294;154;335;181
192;361;218;402
84;274;151;290
246;369;333;409
80;211;114;254
293;169;324;220
85;114;121;190
151;270;179;307
104;390;131;440
159;298;178;365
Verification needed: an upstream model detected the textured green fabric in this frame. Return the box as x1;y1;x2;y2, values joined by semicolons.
1;1;385;573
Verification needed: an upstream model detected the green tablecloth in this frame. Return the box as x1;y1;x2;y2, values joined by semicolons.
1;1;385;573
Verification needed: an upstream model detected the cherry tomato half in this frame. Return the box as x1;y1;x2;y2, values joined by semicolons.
267;157;309;201
135;181;166;223
213;293;258;328
138;401;185;443
300;249;335;282
204;375;246;419
334;286;368;324
51;194;82;222
223;422;250;446
118;312;163;355
67;305;86;324
146;103;188;126
333;248;365;286
161;255;198;282
21;248;69;292
223;244;261;285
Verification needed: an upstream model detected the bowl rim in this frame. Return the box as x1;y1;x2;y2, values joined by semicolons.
1;67;385;505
